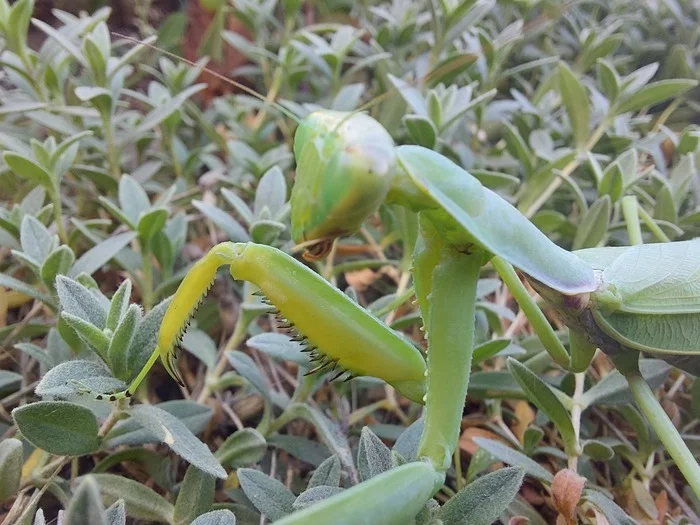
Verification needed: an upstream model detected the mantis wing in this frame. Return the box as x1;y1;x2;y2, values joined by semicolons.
396;146;597;295
580;240;700;314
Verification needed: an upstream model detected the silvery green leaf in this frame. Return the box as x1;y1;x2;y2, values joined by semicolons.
558;62;590;149
507;358;577;455
0;438;22;502
56;276;107;328
616;79;697;114
14;342;53;369
89;474;174;522
106;280;132;331
308;455;342;488
226;351;271;403
193;200;249;242
293;486;344;510
19;186;46;216
0;371;21;391
268;434;331;468
118;176;151;225
0;273;56;307
246;332;311;367
129;84;206;138
254;166;287;219
584;489;637;525
129;404;226;479
126;297;171;377
20;215;55;264
36;360;126;398
191;510;237;525
357;427;392;482
181;328;217;370
33;509;46;525
238;469;295;521
104;499;126;525
437;467;525;525
12;401;101;456
472;437;553;482
221;188;254;226
106;400;213;447
137;208;168;241
393;417;424;462
250;219;286;245
3;152;53;189
404;114;437;149
108;304;141;380
65;476;107;525
215;428;267;468
173;466;215;525
41;245;75;285
284;404;354;471
61;312;110;359
572;195;611;250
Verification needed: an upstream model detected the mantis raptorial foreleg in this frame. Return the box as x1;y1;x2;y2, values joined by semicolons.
103;242;427;403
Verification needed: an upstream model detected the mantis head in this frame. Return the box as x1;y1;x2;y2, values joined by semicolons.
290;110;397;259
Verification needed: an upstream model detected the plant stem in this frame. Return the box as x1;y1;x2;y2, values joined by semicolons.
197;313;249;404
638;206;671;243
492;257;571;369
621;195;643;245
51;187;68;244
625;370;700;499
168;133;185;180
568;371;585;471
105;124;121;180
141;244;153;311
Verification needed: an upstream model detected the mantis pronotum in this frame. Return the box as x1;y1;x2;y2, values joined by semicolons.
98;32;700;522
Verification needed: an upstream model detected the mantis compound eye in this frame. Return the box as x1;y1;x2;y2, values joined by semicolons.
290;110;396;253
302;237;335;261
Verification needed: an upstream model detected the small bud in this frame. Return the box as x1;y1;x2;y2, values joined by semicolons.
551;468;586;525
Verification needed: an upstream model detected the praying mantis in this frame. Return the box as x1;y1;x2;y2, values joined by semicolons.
99;102;700;523
77;34;700;522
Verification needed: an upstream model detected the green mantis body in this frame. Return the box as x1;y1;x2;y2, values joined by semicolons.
111;109;700;522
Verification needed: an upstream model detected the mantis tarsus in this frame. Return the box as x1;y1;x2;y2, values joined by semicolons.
100;37;700;524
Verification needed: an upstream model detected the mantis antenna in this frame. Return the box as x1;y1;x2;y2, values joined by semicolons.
112;31;303;125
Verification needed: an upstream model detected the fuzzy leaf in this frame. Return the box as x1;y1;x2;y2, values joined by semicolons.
357;427;392;482
90;474;174;522
215;428;267;468
129;404;226;479
238;468;295;521
65;476;107;525
36;360;125;398
0;438;22;502
472;437;553;482
558;62;590;149
56;276;107;328
20;215;54;264
191;510;237;525
106;280;132;331
71;232;137;277
174;466;215;525
293;486;344;510
12;401;100;456
616;79;697;114
309;455;342;488
437;467;525;525
108;304;141;380
507;358;577;455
